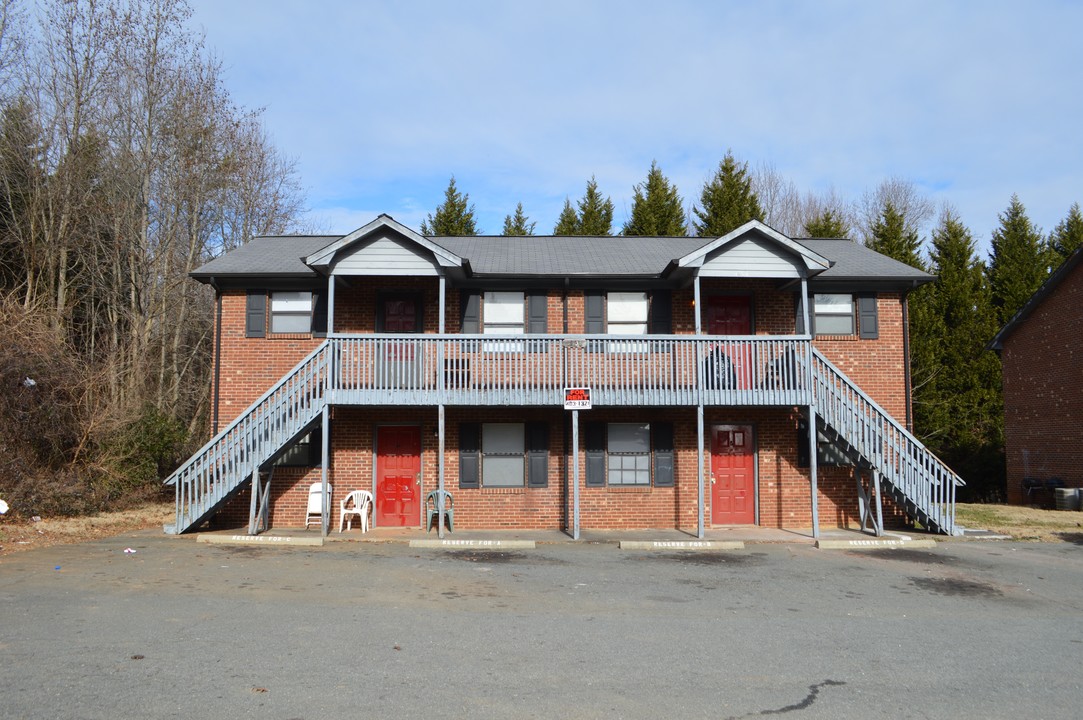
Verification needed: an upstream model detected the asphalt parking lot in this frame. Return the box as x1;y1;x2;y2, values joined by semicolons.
1;532;1081;719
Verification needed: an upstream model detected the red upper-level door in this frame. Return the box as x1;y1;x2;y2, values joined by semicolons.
706;295;751;335
381;297;419;333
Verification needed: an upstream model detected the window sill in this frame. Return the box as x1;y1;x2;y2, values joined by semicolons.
813;334;859;341
606;485;652;493
479;487;527;494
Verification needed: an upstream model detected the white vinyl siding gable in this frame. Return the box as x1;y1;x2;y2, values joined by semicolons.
331;232;439;276
699;236;805;278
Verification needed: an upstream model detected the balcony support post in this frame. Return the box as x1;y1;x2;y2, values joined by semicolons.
437;403;446;539
697;403;705;539
321;402;330;537
801;276;820;540
327;274;336;336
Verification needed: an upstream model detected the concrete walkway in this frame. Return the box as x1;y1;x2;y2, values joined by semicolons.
194;523;940;549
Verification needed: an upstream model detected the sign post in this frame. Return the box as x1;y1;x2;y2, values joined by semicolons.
564;387;590;540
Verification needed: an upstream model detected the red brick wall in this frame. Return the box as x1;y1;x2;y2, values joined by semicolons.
1001;260;1083;502
209;281;913;531
214;405;900;533
215;290;323;432
812;293;909;421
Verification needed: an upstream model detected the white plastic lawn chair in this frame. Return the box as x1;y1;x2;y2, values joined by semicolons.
305;482;332;529
339;490;373;533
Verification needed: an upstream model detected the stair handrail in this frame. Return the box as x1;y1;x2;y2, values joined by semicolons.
163;339;332;487
165;340;331;533
810;346;963;533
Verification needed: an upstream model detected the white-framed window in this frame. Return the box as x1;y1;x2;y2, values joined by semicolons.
813;294;854;336
607;291;649;352
271;291;314;334
482;291;524;351
606;423;651;485
482;423;525;487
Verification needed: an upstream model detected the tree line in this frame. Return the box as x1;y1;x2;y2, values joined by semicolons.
0;0;305;515
422;156;1083;501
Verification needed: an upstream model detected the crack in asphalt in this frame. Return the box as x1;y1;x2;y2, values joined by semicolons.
726;679;847;719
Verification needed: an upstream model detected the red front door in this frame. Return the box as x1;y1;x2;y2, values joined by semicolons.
711;425;756;525
382;297;418;333
706;295;751;335
376;426;421;527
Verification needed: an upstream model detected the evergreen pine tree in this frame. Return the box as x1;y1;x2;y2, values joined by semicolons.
420;176;479;236
866;201;923;268
987;194;1048;326
502;202;536;236
915;209;1004;499
622;161;686;236
801;208;850;238
552;198;578;235
1049;202;1083;262
692;151;764;237
576;176;614;235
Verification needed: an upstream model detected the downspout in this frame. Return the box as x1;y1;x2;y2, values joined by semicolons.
902;289;913;432
212;284;222;433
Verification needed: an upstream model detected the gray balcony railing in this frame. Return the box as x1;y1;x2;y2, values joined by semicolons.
329;334;813;407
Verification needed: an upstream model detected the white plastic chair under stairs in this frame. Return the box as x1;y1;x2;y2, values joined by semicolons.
339;490;373;533
305;482;332;529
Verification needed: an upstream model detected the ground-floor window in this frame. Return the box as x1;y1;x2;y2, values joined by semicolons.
460;422;549;488
275;426;322;467
586;421;674;487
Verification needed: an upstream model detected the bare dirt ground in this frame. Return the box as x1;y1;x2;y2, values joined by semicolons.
1;501;1081;555
0;501;172;556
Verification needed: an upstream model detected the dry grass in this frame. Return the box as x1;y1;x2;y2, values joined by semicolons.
956;503;1083;542
0;501;172;556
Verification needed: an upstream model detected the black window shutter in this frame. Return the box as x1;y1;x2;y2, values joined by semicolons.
652;422;675;487
585;291;605;334
585;422;606;487
459;423;480;489
312;291;328;337
246;291;266;338
527;292;548;334
650;290;672;334
527;422;549;487
461;291;480;333
858;295;879;339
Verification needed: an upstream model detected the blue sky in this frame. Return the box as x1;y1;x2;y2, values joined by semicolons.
187;1;1082;254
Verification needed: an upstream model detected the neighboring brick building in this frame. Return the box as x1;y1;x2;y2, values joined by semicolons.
166;215;963;537
989;247;1083;504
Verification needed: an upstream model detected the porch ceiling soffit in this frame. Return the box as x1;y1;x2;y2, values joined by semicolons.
304;214;466;276
672;220;831;279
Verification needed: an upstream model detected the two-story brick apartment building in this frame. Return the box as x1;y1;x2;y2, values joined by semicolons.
165;215;962;538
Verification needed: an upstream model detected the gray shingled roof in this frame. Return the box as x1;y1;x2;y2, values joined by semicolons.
191;236;336;278
798;238;933;282
434;236;705;276
191;231;933;283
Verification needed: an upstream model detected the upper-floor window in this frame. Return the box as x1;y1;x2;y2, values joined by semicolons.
813;294;854;335
246;289;326;338
606;292;649;335
482;291;525;336
271;291;314;334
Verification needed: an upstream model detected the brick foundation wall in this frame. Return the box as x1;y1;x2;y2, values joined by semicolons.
1001;261;1083;503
